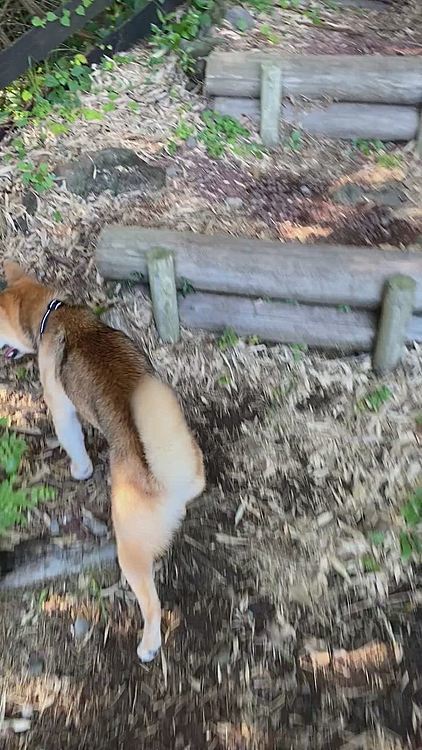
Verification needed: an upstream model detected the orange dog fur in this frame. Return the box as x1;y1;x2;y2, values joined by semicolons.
0;261;205;661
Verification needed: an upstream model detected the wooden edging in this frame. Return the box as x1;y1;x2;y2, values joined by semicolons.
260;63;282;147
205;51;422;105
0;0;111;89
0;541;117;590
0;0;183;90
374;274;417;372
179;292;422;352
96;227;422;312
213;98;419;142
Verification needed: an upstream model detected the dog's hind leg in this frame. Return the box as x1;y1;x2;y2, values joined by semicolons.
115;534;162;662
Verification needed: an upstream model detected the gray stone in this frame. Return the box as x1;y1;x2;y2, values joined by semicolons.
72;616;90;641
28;652;44;676
22;190;37;216
82;509;108;538
331;181;407;208
166;165;179;178
225;5;255;30
55;148;166;198
300;185;312;197
186;136;197;149
49;517;60;536
226;196;243;210
180;37;218;59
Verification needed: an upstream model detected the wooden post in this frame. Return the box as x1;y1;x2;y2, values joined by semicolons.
147;248;180;343
260;63;282;147
373;274;416;373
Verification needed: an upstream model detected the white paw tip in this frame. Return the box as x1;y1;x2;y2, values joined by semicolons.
137;643;160;663
71;462;93;481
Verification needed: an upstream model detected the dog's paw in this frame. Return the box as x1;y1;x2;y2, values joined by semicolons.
137;628;161;664
71;459;93;481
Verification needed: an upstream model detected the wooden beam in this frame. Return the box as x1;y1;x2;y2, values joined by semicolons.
373;274;416;373
0;0;183;90
213;98;419;142
0;0;112;89
178;292;422;351
0;540;116;590
205;52;422;105
96;227;422;312
260;63;282;147
147;249;180;343
87;0;182;64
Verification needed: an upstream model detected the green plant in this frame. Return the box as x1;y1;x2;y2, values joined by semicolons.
0;431;27;476
361;555;381;573
0;53;92;130
198;110;260;159
376;153;403;169
368;530;385;546
167;119;196;154
246;0;273;12
353;139;384;157
179;278;195;297
400;488;422;561
217;373;231;387
288;129;302;152
259;23;279;43
150;0;213;72
218;327;239;350
358;385;392;412
304;5;322;24
290;343;307;361
14;366;28;382
0;425;55;535
279;0;301;8
17;161;54;193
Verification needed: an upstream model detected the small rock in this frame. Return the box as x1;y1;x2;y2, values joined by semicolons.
22;190;37;216
55;147;166;198
45;435;60;449
180;37;218;59
49;517;60;536
186;136;197;149
225;5;255;30
300;185;312;197
72;616;90;641
226;196;243;210
21;704;34;720
2;718;31;734
28;652;44;676
82;508;108;538
166;165;179;178
331;181;407;208
289;582;313;608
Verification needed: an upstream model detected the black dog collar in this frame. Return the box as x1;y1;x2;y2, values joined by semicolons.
39;298;64;338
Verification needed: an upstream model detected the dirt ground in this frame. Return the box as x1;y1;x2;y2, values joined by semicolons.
0;0;422;748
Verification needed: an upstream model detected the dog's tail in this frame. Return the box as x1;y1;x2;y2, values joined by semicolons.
130;375;205;512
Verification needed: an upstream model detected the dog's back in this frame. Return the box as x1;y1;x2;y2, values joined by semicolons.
47;305;205;507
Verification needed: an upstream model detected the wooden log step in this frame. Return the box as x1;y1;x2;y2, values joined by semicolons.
96;227;422;312
178;292;422;351
213;98;419;142
205;52;422;105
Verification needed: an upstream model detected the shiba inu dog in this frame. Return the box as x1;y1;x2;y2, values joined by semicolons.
0;261;205;662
